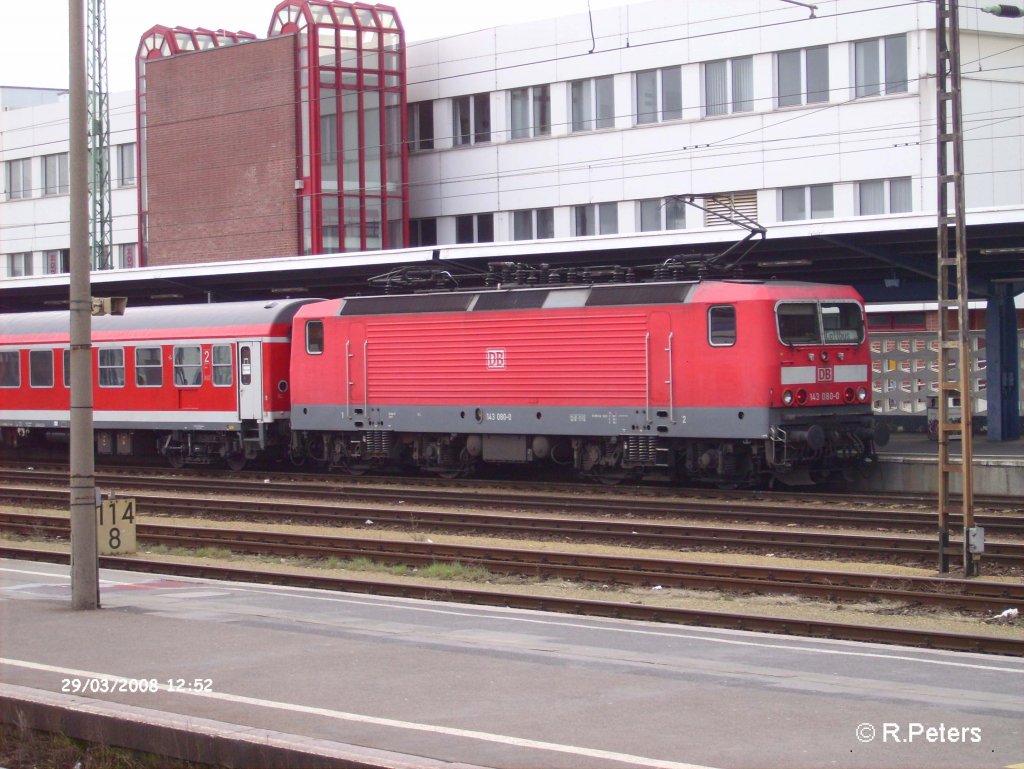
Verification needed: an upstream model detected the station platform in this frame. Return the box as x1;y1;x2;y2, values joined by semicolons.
864;432;1024;496
1;559;1022;769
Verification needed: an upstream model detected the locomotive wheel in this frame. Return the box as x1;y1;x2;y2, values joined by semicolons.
166;452;186;469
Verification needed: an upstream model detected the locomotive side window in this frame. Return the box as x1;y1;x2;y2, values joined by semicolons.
136;347;163;387
821;302;864;343
212;344;232;386
708;306;736;347
173;346;202;387
306;320;324;354
0;351;19;387
29;350;54;388
98;348;125;387
777;303;820;345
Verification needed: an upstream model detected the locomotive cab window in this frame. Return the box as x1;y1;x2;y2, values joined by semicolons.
708;305;736;346
98;348;125;387
29;350;54;388
0;351;20;388
820;302;864;343
777;301;864;345
135;347;163;387
173;346;202;387
212;344;232;386
306;320;324;354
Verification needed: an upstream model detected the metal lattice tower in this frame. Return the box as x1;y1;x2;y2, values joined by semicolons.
87;0;112;270
935;0;977;575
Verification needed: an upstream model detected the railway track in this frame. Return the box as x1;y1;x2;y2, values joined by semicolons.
3;483;1023;568
3;510;1023;614
1;543;1021;657
2;466;1023;536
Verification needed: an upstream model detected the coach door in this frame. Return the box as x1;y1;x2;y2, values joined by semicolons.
237;341;263;420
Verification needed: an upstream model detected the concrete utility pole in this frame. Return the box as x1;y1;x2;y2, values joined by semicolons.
70;0;99;610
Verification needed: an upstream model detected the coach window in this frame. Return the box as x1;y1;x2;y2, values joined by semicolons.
63;349;71;387
135;347;163;387
212;345;232;386
173;346;202;387
306;321;324;354
98;348;125;387
29;350;54;388
0;351;21;387
708;306;737;346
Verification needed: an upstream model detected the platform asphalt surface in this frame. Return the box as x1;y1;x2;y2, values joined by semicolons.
1;559;1022;769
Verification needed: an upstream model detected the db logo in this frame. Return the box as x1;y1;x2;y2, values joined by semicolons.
816;366;833;382
487;349;506;369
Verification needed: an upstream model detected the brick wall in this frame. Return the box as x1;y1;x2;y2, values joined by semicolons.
144;36;299;265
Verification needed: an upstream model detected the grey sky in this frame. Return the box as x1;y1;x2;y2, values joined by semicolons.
2;0;634;93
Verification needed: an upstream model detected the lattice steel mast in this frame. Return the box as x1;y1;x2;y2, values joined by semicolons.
935;0;977;576
87;0;112;270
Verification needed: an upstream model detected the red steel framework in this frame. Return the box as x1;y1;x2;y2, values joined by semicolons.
270;0;408;255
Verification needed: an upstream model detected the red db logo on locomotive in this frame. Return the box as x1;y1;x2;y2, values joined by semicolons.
487;349;506;369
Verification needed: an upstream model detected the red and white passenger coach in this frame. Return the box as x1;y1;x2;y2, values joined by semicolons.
0;299;314;469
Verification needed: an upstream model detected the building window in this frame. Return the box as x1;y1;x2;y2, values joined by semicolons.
780;184;833;221
0;351;20;388
453;93;490;146
43;153;69;196
44;249;70;275
855;34;907;98
118;243;137;269
212;344;232;386
135;347;163;387
409;218;437;246
636;67;682;124
858;177;912;215
573;203;618;236
512;208;554;240
455;213;494;243
776;46;829;107
704;56;753;116
509;85;551;139
7;253;32;277
408;101;434;151
116;143;136;187
5;158;31;200
570;77;614;132
173;346;202;387
638;197;686;231
708;306;737;347
98;348;125;388
29;350;54;388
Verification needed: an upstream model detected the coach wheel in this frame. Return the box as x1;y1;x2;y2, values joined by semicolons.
166;451;186;470
225;453;247;471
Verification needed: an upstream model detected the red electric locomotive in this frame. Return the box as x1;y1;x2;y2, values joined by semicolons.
288;279;887;485
0;299;315;468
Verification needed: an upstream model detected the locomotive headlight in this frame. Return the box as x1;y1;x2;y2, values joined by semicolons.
782;390;794;405
857;386;868;402
796;389;808;405
844;387;855;403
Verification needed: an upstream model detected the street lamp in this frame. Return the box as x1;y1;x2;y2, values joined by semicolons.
981;4;1023;16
